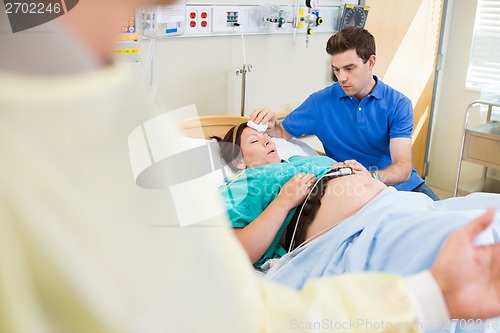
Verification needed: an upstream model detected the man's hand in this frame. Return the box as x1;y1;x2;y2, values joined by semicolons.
431;208;500;319
250;108;277;128
342;159;372;177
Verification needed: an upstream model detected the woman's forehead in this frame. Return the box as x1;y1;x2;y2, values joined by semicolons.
241;127;259;138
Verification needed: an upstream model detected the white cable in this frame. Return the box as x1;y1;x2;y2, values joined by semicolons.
295;221;339;252
287;175;323;252
143;37;156;88
293;0;300;39
238;24;247;65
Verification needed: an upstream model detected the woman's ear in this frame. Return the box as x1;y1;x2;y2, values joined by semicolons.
233;159;246;170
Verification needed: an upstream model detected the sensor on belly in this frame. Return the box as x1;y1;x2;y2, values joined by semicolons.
323;167;353;178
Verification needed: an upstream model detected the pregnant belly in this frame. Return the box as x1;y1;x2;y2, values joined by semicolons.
305;174;387;241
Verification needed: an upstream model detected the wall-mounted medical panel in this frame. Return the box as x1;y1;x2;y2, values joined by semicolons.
139;1;362;38
182;4;344;37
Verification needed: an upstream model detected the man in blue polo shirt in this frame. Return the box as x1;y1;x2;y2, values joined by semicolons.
251;26;439;200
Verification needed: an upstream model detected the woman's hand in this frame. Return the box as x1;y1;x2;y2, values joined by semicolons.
233;172;315;264
275;173;316;210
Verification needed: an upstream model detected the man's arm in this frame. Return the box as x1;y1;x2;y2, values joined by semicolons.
343;137;413;185
260;273;424;332
376;137;413;186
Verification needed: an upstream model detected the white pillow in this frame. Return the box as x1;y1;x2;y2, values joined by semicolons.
180;137;318;181
272;138;318;160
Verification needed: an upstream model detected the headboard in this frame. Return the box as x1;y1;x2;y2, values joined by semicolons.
176;114;323;156
177;115;248;139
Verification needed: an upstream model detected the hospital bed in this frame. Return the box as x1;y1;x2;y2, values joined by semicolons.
172;115;500;333
175;116;500;281
177;115;247;139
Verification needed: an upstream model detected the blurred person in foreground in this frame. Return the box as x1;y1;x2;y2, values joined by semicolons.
0;1;500;332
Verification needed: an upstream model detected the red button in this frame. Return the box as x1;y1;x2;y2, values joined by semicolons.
190;12;196;19
190;20;196;27
201;12;208;19
201;20;207;27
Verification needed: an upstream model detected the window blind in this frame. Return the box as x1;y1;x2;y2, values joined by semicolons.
466;0;500;90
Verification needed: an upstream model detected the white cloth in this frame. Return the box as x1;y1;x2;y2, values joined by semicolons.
247;120;268;132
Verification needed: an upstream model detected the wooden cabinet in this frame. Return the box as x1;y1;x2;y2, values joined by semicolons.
454;100;500;196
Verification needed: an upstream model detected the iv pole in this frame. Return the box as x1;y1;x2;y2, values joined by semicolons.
234;21;252;117
236;64;252;117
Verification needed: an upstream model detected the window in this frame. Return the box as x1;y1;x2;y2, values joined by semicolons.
466;0;500;91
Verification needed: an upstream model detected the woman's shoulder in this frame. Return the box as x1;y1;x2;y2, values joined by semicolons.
289;155;334;164
287;156;335;174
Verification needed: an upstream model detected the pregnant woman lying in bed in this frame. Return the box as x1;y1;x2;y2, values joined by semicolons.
219;120;500;333
214;122;391;267
213;122;500;290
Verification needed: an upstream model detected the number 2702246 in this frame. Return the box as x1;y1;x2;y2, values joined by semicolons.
5;2;61;14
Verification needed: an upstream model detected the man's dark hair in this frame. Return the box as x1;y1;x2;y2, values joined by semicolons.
326;26;376;63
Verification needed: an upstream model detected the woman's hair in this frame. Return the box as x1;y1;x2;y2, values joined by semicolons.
211;122;248;172
325;26;375;63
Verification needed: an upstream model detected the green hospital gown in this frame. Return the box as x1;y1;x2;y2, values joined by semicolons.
220;155;335;267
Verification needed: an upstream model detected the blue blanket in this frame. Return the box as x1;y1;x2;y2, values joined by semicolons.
265;188;500;332
265;187;500;289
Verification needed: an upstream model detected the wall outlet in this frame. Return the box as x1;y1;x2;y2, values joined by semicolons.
185;6;211;34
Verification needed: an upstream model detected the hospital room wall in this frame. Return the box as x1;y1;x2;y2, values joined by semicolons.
143;25;334;117
144;0;441;151
142;0;489;193
145;35;331;116
145;0;436;118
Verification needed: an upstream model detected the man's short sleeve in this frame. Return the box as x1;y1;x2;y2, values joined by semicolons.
389;98;414;139
282;96;317;138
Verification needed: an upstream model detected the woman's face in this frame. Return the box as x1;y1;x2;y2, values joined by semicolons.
238;127;281;169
